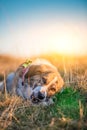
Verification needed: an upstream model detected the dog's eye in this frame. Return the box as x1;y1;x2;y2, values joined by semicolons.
42;77;47;84
56;80;58;84
50;87;56;92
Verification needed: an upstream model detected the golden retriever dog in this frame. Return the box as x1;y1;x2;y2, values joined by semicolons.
0;59;64;105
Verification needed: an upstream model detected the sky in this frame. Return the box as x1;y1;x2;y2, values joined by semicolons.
0;0;87;57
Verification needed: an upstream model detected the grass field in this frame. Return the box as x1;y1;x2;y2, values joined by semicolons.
0;54;87;130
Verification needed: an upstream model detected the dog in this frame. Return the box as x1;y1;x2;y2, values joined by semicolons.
0;59;64;105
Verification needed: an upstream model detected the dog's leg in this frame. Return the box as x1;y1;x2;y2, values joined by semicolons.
6;72;15;93
0;72;15;93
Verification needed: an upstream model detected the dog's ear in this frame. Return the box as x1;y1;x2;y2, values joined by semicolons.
56;73;64;93
42;72;64;97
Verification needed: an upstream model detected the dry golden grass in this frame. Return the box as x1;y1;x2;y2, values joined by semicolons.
0;54;87;130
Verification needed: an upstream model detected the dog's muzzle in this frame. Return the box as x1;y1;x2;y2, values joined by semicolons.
30;77;58;103
30;86;47;103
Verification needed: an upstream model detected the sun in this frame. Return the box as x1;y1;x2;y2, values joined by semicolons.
49;31;82;55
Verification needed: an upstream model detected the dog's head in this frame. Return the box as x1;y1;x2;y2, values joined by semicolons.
25;59;64;103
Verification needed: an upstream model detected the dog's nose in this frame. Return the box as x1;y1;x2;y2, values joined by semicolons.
38;91;45;99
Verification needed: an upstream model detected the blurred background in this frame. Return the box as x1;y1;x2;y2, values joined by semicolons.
0;0;87;57
0;1;87;129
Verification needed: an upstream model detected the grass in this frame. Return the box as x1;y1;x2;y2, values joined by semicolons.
53;87;86;119
0;54;87;130
0;87;86;130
